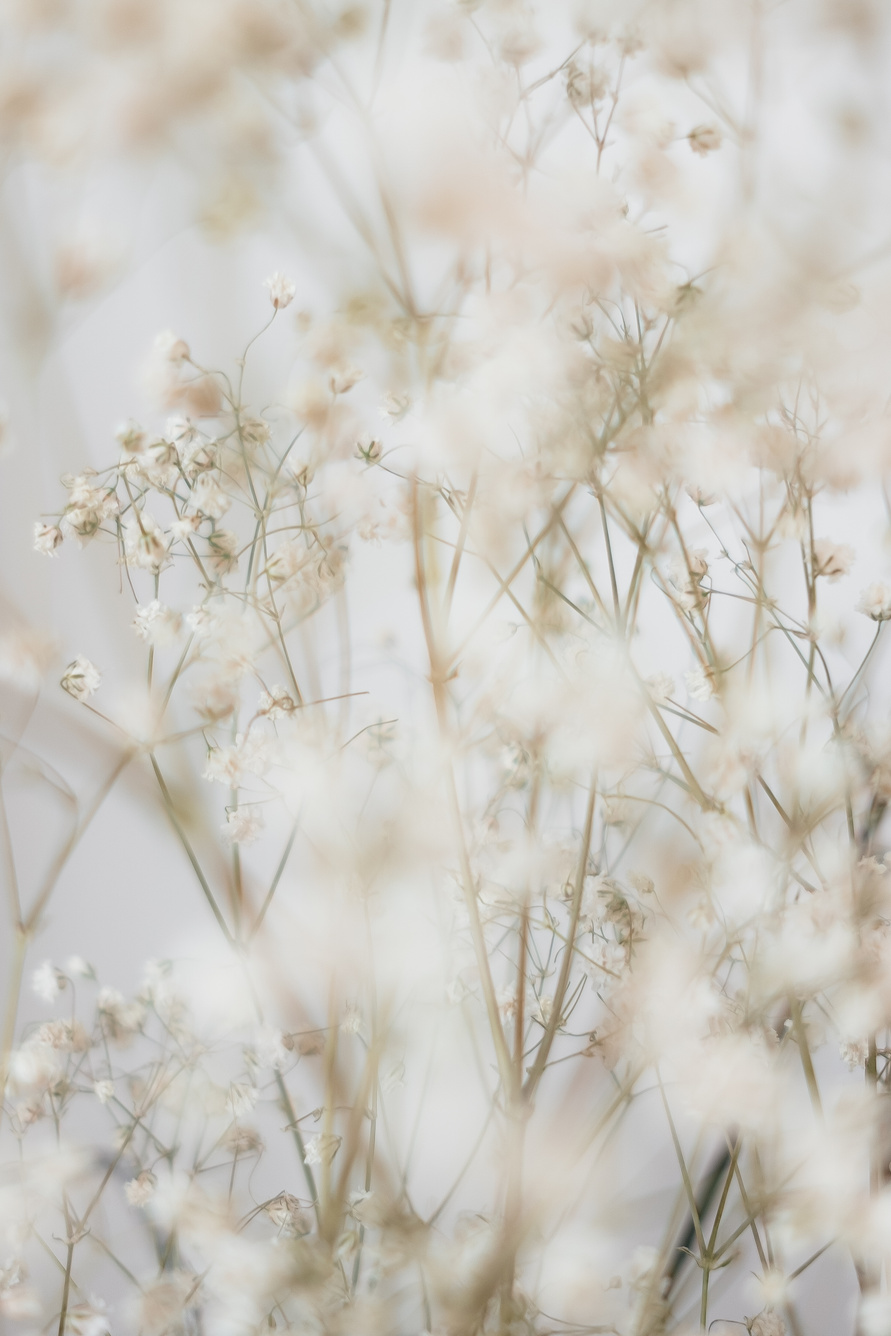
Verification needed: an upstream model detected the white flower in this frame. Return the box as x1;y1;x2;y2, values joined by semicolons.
132;600;183;647
839;1036;868;1069
646;672;675;705
33;522;63;556
222;807;265;846
749;1311;785;1336
122;513;170;571
186;473;230;520
61;656;101;701
685;664;715;701
227;1082;259;1117
264;271;296;310
93;1080;114;1104
856;582;891;621
813;538;854;581
304;1132;341;1166
32;960;62;1002
154;330;190;363
258;684;296;718
124;1171;157;1207
253;1027;287;1069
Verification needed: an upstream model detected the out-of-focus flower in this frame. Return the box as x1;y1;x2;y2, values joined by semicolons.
125;1171;157;1207
264;272;295;310
688;123;722;155
857;582;891;621
813;538;854;580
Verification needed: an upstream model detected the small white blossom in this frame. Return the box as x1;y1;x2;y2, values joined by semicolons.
93;1080;114;1104
122;513;170;571
227;1082;259;1118
132;601;183;647
264;271;296;310
222;807;265;846
61;656;101;701
646;673;675;705
857;582;891;621
749;1312;785;1336
304;1132;341;1166
154;330;190;363
124;1171;157;1207
33;522;63;556
258;684;297;718
813;538;854;581
839;1036;868;1069
686;665;715;701
186;473;230;520
252;1027;287;1069
32;961;63;1002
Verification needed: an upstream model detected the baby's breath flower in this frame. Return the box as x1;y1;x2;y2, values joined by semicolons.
749;1312;785;1336
206;528;238;574
132;600;183;647
31;960;63;1003
33;521;63;555
93;1080;114;1104
264;271;296;310
227;1082;259;1118
329;364;363;395
856;582;891;621
222;807;265;846
61;656;101;701
813;538;854;581
97;988;145;1045
115;420;147;456
124;1171;157;1207
688;123;722;154
257;684;296;718
266;1193;312;1235
304;1132;341;1166
686;664;715;701
186;474;230;521
646;672;675;705
154;330;190;363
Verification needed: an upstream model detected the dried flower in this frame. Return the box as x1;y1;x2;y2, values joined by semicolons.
33;521;63;555
125;1170;157;1207
31;961;63;1002
813;538;855;580
132;600;183;646
304;1133;341;1166
264;272;296;310
856;582;891;621
688;123;722;155
61;656;101;701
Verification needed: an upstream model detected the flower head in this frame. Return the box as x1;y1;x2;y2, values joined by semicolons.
857;582;891;621
264;271;296;310
61;656;101;701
